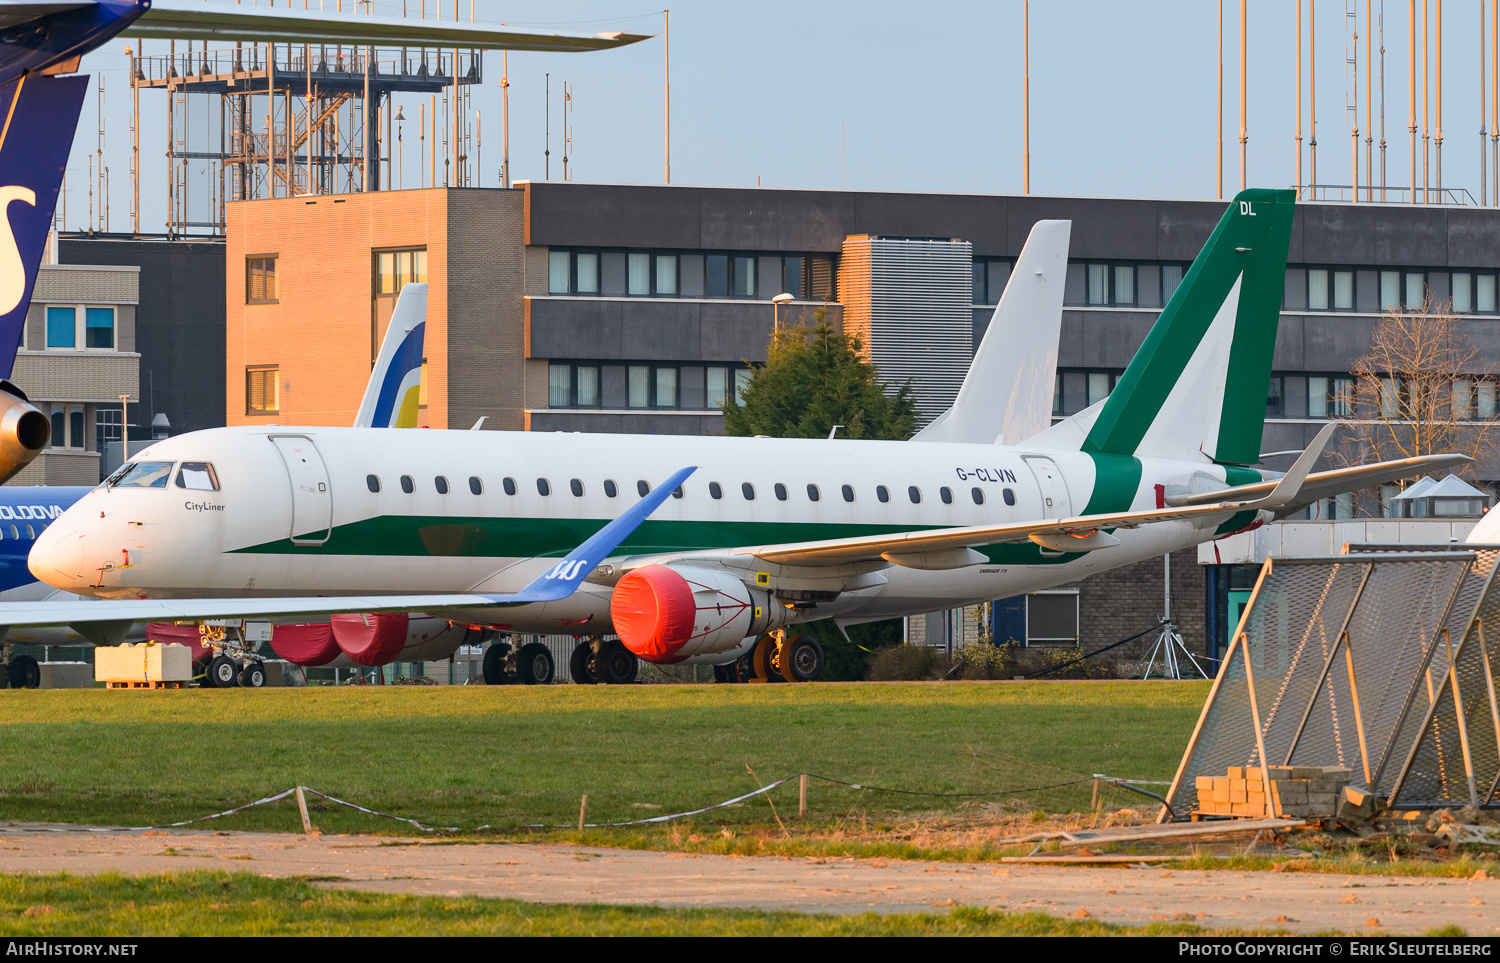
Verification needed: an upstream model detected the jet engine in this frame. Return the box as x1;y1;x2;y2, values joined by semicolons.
330;612;463;665
0;381;49;485
610;564;756;664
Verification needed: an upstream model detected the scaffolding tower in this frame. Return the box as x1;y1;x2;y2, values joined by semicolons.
133;41;481;236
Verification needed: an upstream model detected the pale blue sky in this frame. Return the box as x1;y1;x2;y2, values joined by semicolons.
62;0;1500;231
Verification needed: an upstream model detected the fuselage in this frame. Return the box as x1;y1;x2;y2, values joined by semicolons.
28;427;1263;654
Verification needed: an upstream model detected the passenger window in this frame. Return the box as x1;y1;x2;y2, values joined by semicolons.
876;485;889;503
842;484;855;503
570;479;584;497
806;484;820;502
742;483;756;500
400;475;415;494
366;475;381;493
672;486;684;499
435;476;449;494
709;482;723;499
908;486;921;504
8;525;16;539
25;525;33;539
503;477;517;496
1003;488;1016;506
971;487;985;505
537;478;551;496
637;480;650;497
774;483;788;501
112;462;174;489
940;487;953;505
469;476;483;495
175;462;220;491
604;479;618;498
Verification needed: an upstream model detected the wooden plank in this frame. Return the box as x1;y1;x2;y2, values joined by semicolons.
1001;817;1308;848
1000;855;1193;865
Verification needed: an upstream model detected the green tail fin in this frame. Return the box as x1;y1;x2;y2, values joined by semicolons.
1082;189;1295;465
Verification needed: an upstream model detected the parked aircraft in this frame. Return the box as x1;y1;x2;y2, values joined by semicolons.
10;190;1467;686
0;0;648;485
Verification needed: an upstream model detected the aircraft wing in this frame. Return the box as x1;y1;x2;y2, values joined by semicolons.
133;1;652;52
718;425;1342;568
0;2;91;30
1161;452;1473;516
0;466;694;630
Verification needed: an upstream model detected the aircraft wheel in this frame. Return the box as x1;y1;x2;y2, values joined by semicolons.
239;661;267;688
517;642;554;685
569;641;597;685
482;641;510;685
7;655;39;689
712;662;743;684
784;634;824;682
598;641;637;685
750;634;780;682
208;655;239;689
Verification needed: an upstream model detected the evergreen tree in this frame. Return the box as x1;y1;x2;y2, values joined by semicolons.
721;313;917;440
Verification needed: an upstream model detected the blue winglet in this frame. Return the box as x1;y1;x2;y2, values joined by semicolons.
492;465;697;604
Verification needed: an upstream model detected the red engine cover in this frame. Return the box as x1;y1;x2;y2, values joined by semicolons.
267;622;341;667
610;564;753;663
331;612;410;666
144;622;211;663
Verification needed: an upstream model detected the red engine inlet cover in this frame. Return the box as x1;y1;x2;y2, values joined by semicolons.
331;612;410;666
611;565;696;661
267;622;340;667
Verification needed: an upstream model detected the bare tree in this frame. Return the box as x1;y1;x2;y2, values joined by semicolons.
1334;294;1497;513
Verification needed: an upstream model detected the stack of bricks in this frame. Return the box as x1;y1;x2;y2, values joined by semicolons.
1195;765;1353;818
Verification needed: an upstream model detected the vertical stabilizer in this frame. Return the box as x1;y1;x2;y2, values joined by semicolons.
354;283;427;429
1034;190;1294;465
0;73;87;379
912;219;1070;445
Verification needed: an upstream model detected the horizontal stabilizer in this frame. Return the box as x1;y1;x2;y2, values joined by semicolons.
0;466;695;629
1163;452;1473;516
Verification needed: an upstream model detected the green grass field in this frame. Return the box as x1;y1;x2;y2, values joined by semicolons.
0;682;1206;834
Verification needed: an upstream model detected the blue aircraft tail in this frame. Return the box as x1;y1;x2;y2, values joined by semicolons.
0;73;88;380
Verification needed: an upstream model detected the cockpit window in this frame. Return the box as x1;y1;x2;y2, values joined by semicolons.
102;462;134;487
111;462;174;489
175;462;220;491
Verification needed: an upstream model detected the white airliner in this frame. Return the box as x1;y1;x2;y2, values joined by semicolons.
8;190;1465;685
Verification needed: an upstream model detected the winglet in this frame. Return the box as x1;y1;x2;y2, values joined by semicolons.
1258;422;1335;509
496;466;697;604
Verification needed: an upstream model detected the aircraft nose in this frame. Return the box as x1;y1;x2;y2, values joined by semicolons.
29;522;84;587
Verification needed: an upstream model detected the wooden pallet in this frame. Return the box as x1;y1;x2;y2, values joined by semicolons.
104;680;189;689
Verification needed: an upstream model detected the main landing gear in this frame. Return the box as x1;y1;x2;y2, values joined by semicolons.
3;641;39;689
194;623;267;689
481;636;556;685
568;636;638;685
747;630;824;683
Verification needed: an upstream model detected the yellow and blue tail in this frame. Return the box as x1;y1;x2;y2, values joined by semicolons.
354;282;426;429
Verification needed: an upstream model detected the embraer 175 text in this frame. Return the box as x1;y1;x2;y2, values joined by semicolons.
7;191;1466;683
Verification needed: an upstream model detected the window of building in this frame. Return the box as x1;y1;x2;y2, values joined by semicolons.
1451;272;1499;315
246;256;278;303
245;365;279;415
1405;271;1426;309
627;252;651;296
548;364;571;407
655;367;678;407
45;307;74;348
549;361;747;410
548;250;570;294
1380;270;1401;310
48;404;84;450
1085;264;1136;306
1308;268;1355;311
85;307;114;348
1027;591;1081;644
576;252;599;294
1265;376;1284;417
1086;264;1109;305
550;248;833;301
628;365;650;408
374;248;426;296
656;255;678;296
94;405;122;452
1162;264;1185;303
971;259;1013;304
1053;369;1124;416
